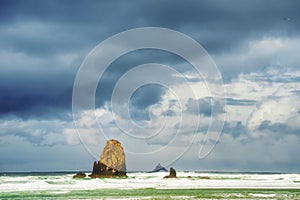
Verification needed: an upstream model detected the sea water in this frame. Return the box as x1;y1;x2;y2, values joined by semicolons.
0;171;299;199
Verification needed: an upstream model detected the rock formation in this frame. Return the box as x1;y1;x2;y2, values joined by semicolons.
90;139;127;178
164;167;177;178
151;163;168;172
73;172;86;178
100;139;126;172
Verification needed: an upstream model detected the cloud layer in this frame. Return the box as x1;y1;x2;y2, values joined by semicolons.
0;0;299;172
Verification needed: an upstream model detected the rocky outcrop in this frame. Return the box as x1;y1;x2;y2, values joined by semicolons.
73;172;86;178
100;139;126;172
200;176;210;179
151;163;167;172
164;167;177;178
89;161;126;178
90;139;127;178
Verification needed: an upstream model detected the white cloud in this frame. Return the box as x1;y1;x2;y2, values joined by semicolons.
247;95;299;131
224;69;300;126
0;118;73;146
0;65;299;171
214;36;300;75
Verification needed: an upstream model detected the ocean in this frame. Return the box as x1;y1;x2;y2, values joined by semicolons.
0;171;299;199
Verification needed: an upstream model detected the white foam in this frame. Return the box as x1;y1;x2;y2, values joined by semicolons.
250;193;276;197
0;172;299;192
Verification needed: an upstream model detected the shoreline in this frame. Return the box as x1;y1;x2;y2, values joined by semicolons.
1;188;300;199
1;172;300;193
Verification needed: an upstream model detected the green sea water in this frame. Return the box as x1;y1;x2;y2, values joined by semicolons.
1;172;300;199
1;188;299;199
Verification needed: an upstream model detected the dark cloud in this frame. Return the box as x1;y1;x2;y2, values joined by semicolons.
0;2;297;152
1;0;299;55
186;97;225;116
226;98;257;106
1;0;299;120
129;84;166;121
248;73;300;83
133;0;300;54
95;49;192;108
130;84;165;109
0;0;300;172
161;110;176;117
258;120;300;136
0;67;75;120
292;90;300;96
222;121;247;138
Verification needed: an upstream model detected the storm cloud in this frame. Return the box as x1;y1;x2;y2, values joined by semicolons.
0;0;300;172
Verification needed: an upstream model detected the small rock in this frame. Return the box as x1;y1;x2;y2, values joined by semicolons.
164;167;177;178
200;176;210;179
73;172;86;178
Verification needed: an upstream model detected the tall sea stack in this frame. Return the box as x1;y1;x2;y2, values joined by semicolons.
90;139;127;178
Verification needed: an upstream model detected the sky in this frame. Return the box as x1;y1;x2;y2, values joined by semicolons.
0;0;299;172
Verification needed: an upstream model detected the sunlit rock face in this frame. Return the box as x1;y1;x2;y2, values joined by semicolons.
90;139;127;178
100;139;126;172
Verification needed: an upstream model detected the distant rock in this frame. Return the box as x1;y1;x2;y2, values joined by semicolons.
200;176;210;179
151;163;168;172
169;167;177;177
164;167;177;178
90;139;127;178
73;172;86;178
